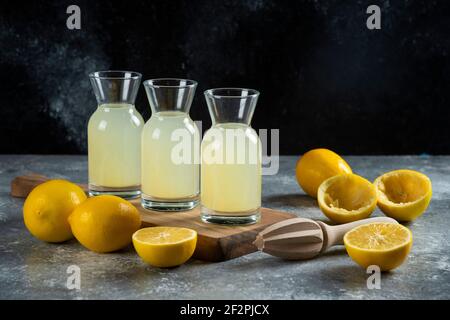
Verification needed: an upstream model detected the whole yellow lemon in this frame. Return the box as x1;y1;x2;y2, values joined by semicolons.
296;148;352;198
23;180;87;243
69;195;141;253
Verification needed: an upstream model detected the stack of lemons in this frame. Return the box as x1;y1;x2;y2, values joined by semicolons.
23;180;196;268
296;148;432;271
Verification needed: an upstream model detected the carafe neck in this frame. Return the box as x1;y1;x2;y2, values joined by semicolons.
144;78;197;114
89;71;142;105
204;88;259;126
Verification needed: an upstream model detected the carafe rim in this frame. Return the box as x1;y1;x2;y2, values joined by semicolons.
204;88;260;99
143;78;198;89
89;70;142;80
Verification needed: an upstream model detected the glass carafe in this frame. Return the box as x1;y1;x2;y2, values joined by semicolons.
201;88;262;225
141;79;200;211
88;71;144;199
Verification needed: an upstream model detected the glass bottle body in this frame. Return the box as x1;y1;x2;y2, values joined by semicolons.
141;79;200;211
141;111;200;209
88;71;143;199
201;88;262;225
201;123;261;220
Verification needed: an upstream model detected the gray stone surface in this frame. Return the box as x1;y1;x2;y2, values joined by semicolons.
0;155;449;300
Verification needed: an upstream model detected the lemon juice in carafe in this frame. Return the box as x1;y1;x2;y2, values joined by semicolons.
141;111;199;200
141;79;200;211
201;88;262;225
88;71;143;199
201;122;261;213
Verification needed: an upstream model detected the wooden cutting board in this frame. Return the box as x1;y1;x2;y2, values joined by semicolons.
11;174;296;262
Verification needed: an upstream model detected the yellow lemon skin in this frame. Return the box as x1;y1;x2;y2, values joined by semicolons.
318;174;377;224
374;169;432;222
23;180;87;243
69;195;141;253
296;148;352;198
344;223;412;271
133;227;197;268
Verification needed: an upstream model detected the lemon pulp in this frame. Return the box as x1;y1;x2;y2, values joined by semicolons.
344;222;413;271
345;223;410;250
132;227;197;268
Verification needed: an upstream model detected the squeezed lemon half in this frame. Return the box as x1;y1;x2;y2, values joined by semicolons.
344;222;412;271
317;173;377;223
374;169;432;222
132;227;197;268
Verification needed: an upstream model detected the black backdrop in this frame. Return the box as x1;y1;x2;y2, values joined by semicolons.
1;0;449;155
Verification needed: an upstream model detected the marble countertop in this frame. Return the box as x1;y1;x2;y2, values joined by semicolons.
1;155;449;299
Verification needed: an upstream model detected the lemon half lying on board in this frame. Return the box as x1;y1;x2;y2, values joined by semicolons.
344;222;412;271
374;169;432;222
133;227;197;268
318;173;377;224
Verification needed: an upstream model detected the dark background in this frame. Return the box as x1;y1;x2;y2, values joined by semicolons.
1;0;449;155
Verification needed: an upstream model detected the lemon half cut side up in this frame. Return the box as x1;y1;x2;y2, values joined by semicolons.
132;227;197;268
344;222;413;271
374;169;432;222
317;173;378;224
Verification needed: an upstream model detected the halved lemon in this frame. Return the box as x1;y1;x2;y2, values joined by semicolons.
317;173;377;224
132;227;197;268
374;169;432;222
344;222;412;271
